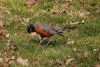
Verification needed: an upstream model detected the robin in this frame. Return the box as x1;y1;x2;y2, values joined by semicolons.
27;22;64;45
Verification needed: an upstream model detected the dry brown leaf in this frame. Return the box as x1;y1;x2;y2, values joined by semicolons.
84;51;89;59
21;18;30;26
6;39;10;46
0;62;9;67
75;10;90;18
0;56;11;67
50;6;59;15
65;58;74;65
69;63;77;67
55;59;63;66
0;57;3;63
26;0;37;7
5;34;10;39
6;10;11;15
69;21;80;25
10;44;17;51
95;8;100;14
0;31;6;39
3;55;10;63
11;56;16;60
95;64;100;67
50;60;63;67
73;48;77;52
4;33;10;40
9;56;16;65
61;1;72;10
0;20;5;28
0;31;4;37
0;32;11;41
50;9;58;15
32;59;40;65
93;48;98;52
17;57;28;66
67;38;75;45
82;20;85;24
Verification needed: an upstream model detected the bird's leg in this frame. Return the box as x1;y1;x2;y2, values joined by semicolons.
47;38;51;45
39;37;43;45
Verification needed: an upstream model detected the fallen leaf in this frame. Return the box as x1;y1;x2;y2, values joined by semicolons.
50;6;59;15
32;59;40;65
95;64;100;67
10;44;17;51
0;31;4;37
3;33;10;40
26;0;37;7
82;20;85;24
6;10;11;15
0;54;11;66
0;31;6;39
55;59;63;66
50;9;58;15
69;63;77;67
11;56;16;60
69;21;80;25
21;18;30;26
17;57;28;66
9;56;16;65
0;20;5;28
9;60;16;65
3;55;10;63
93;48;98;52
65;58;74;65
84;51;89;59
50;60;63;67
67;38;75;45
73;48;77;52
0;57;3;63
0;62;9;67
5;34;10;38
61;0;72;12
6;39;10;46
95;8;100;14
75;10;90;18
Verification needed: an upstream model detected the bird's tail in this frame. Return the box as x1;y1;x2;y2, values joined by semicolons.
57;22;84;36
57;29;65;37
61;22;85;31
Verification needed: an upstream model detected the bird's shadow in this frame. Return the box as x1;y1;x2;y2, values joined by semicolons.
30;39;50;46
29;38;67;47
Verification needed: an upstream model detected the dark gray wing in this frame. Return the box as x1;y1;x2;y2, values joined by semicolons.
36;23;58;35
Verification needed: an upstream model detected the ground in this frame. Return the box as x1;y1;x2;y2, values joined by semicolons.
0;0;100;67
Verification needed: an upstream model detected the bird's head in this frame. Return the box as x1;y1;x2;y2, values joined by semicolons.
27;23;35;34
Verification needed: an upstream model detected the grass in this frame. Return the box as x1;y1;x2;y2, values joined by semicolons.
0;0;100;67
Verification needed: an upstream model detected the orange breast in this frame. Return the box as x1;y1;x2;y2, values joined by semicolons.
35;25;52;38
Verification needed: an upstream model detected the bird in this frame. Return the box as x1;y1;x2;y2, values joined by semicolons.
27;22;84;45
27;22;64;45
